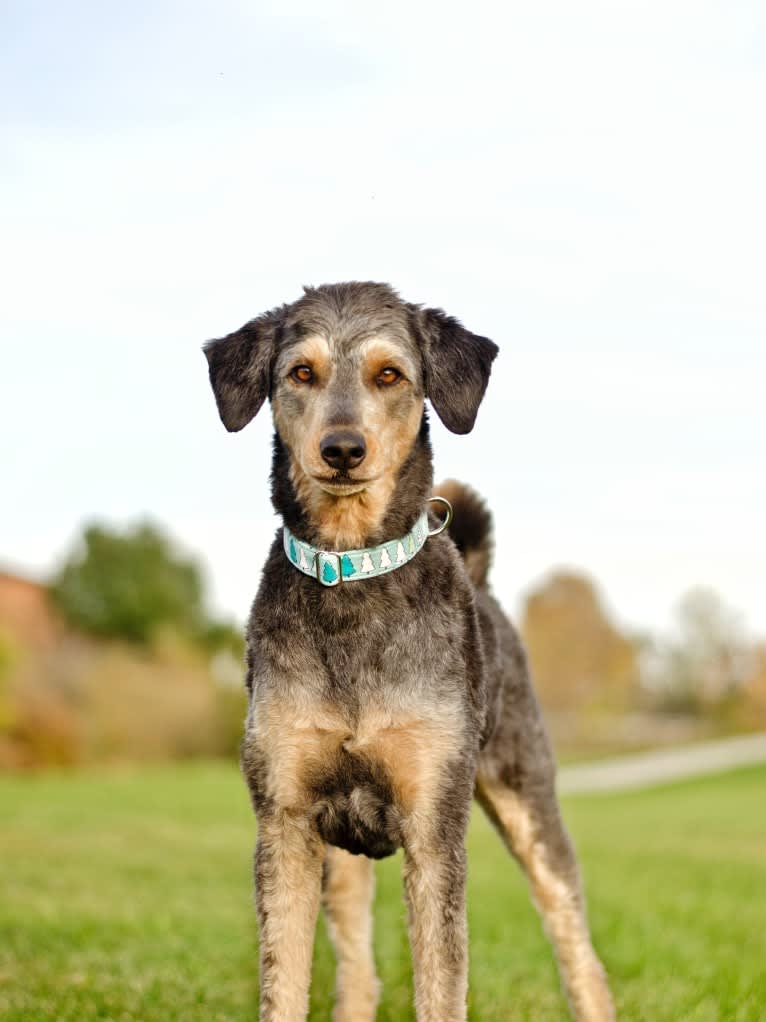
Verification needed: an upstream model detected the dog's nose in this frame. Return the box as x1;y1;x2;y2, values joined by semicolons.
320;431;367;471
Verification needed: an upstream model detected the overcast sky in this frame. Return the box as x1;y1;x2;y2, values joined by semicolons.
2;0;764;636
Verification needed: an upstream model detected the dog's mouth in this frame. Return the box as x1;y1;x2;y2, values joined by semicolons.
313;474;375;496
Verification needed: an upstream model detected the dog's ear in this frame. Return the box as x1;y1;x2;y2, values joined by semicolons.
203;309;283;432
411;306;499;434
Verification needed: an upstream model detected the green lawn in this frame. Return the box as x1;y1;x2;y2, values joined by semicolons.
1;762;764;1021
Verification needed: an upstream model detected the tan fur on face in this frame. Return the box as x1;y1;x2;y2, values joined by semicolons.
288;463;402;550
288;334;333;379
272;334;424;548
475;777;615;1022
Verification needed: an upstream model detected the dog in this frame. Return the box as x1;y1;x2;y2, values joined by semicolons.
204;281;615;1022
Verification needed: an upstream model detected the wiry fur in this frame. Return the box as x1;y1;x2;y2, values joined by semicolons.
204;281;614;1022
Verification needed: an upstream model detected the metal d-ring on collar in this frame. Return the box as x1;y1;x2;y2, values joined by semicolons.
427;495;453;536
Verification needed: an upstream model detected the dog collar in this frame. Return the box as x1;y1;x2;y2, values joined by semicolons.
283;497;452;587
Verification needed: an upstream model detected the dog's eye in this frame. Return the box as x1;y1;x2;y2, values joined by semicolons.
377;367;402;387
290;365;313;384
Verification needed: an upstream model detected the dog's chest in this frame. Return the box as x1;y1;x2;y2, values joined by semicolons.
247;694;466;857
253;554;470;694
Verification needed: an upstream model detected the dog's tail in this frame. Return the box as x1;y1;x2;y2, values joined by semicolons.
433;479;493;588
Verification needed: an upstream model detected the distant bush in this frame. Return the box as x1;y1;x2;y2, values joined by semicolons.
48;521;245;664
0;630;17;732
0;522;249;768
78;640;244;762
50;522;209;646
0;633;247;769
639;588;751;718
521;570;638;712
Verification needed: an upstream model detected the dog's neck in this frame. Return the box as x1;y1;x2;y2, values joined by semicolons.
271;412;434;550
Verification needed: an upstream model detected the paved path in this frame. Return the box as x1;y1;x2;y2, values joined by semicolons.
558;732;766;795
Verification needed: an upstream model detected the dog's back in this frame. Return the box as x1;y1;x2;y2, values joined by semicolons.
435;479;557;776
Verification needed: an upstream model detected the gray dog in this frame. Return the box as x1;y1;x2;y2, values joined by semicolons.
204;281;614;1022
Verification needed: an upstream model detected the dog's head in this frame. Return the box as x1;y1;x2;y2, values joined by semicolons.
204;282;497;540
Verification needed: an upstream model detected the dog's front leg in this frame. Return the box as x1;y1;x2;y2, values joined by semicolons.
255;812;324;1022
402;835;469;1022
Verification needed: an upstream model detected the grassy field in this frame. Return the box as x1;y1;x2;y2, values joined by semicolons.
1;762;764;1021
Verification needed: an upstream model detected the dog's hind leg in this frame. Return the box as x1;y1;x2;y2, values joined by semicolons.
255;814;325;1022
322;846;380;1022
475;771;615;1022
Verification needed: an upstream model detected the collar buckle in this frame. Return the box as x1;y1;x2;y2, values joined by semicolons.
316;551;343;587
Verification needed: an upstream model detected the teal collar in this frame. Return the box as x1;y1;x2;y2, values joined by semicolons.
283;497;452;587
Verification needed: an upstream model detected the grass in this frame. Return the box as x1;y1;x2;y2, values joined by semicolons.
1;762;765;1021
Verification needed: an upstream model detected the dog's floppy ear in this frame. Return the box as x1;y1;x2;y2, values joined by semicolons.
411;306;499;434
203;309;283;432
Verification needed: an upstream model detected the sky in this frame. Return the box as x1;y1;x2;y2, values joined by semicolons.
2;0;764;637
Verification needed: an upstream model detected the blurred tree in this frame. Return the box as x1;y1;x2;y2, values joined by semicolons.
521;571;637;711
674;588;748;701
649;588;751;715
739;643;766;728
200;619;245;659
642;587;750;714
50;522;209;647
